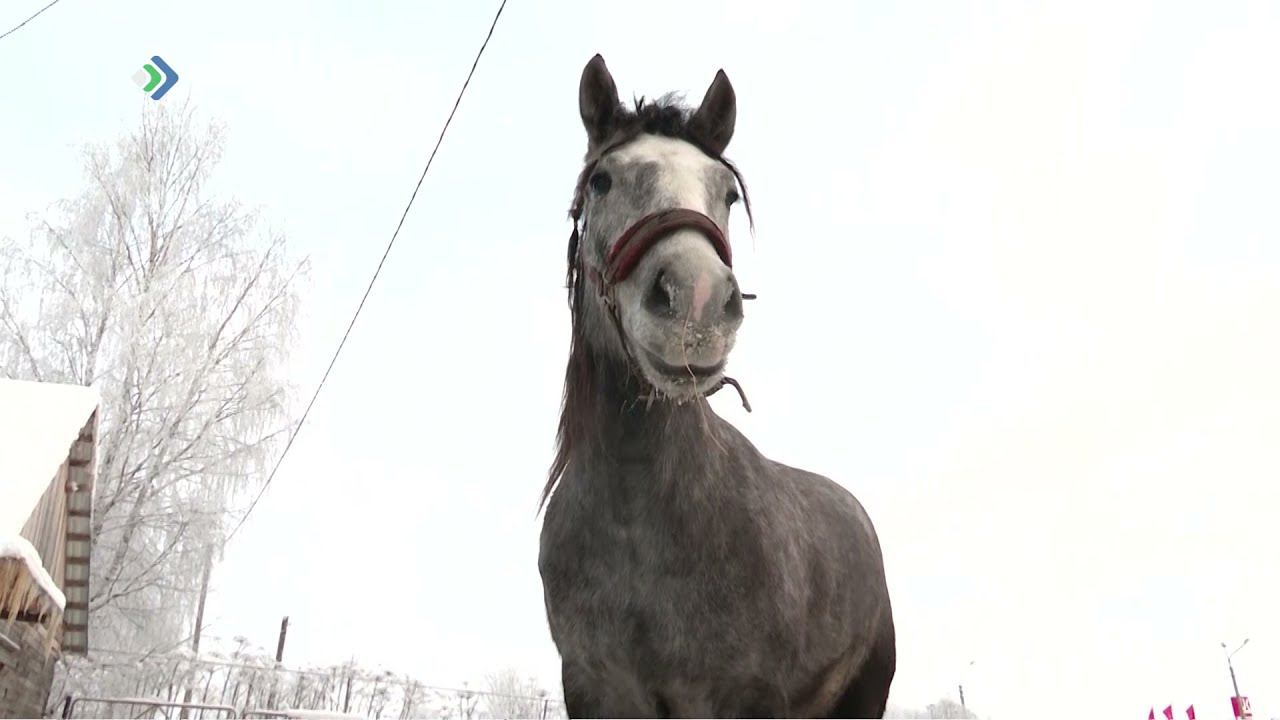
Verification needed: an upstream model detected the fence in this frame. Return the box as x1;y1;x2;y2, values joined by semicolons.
50;650;567;719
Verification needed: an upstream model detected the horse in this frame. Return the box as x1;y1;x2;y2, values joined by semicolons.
537;54;896;719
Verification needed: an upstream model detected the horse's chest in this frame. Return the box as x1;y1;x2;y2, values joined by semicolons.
543;498;784;677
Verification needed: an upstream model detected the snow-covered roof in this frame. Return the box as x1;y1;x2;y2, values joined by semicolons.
0;377;100;535
0;534;66;611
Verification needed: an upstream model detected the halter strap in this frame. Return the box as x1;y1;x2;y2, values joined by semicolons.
605;208;731;285
582;208;731;301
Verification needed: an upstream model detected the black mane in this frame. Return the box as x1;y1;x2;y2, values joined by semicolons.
606;94;698;151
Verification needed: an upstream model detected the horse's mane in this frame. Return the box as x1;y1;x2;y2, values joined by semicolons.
600;93;703;152
539;94;755;513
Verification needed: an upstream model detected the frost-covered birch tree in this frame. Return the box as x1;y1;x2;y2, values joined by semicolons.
0;101;306;654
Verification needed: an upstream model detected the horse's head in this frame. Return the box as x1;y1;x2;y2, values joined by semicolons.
567;54;749;403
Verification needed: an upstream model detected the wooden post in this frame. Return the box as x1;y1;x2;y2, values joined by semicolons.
265;616;289;709
276;616;289;663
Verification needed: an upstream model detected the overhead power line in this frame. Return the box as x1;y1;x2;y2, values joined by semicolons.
225;0;510;544
0;0;64;42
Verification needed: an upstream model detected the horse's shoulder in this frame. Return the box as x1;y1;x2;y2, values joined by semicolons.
756;459;880;541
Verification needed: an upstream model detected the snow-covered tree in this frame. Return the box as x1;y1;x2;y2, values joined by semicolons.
482;667;554;719
0;100;306;657
886;697;980;719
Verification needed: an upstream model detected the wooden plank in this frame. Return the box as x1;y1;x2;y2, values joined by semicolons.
8;610;55;624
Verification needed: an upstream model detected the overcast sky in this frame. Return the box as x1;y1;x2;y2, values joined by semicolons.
3;1;1279;718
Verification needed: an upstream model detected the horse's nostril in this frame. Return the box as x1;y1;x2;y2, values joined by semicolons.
644;269;675;317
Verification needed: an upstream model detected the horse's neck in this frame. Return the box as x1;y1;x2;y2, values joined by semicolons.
575;353;733;509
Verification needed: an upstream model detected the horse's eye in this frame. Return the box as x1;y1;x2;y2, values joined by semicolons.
725;188;741;206
589;171;612;195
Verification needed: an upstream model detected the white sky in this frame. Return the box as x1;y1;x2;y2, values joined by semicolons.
2;1;1278;718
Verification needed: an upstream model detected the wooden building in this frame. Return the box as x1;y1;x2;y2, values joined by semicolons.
0;378;98;719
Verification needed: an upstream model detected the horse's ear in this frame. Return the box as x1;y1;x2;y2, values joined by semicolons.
579;54;620;150
689;69;736;156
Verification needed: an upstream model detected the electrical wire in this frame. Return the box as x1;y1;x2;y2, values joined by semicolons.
0;0;64;42
224;0;510;545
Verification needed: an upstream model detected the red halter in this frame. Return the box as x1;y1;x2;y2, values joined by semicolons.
587;208;732;300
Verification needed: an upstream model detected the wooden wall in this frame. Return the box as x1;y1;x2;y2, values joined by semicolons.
19;465;69;615
0;621;57;718
13;408;96;655
0;407;97;718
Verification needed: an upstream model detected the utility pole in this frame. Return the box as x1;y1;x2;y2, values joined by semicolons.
190;552;213;656
1228;656;1241;697
180;546;215;719
958;659;976;716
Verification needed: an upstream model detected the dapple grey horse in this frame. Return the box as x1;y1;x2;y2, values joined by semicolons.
538;54;896;719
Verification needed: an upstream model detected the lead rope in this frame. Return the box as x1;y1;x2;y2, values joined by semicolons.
705;376;752;412
715;290;756;411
